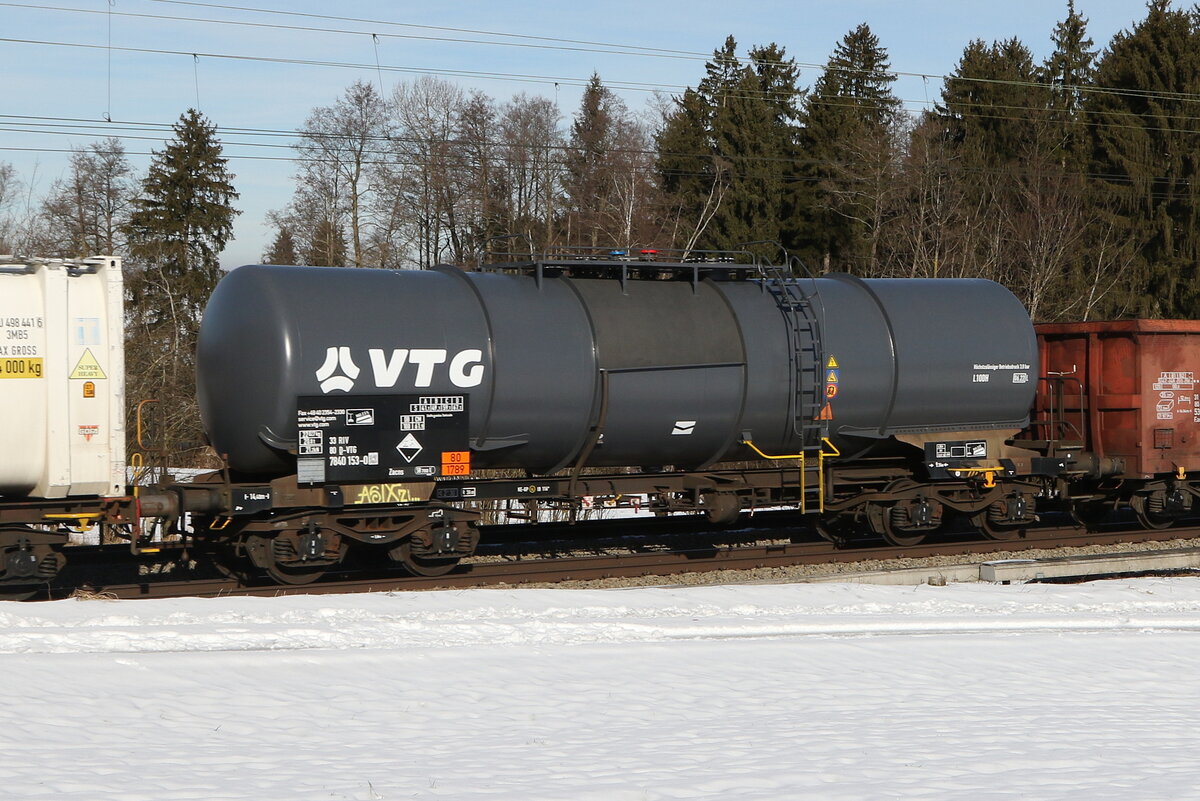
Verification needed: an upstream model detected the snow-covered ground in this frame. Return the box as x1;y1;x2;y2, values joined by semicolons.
3;578;1200;800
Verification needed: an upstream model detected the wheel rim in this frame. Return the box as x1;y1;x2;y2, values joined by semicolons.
264;563;328;585
973;509;1024;541
248;533;346;585
1131;496;1175;530
393;541;460;577
880;504;927;547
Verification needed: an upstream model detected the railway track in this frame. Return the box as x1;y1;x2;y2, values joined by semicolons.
29;514;1200;601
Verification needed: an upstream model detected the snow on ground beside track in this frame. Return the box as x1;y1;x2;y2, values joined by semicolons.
3;580;1200;799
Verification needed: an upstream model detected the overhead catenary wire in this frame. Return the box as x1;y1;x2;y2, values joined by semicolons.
0;35;685;94
0;2;713;64
3;2;1195;273
144;0;734;59
9;71;1200;177
5;0;1200;108
140;0;1193;105
2;116;1195;199
104;0;113;122
8;31;1200;137
2;5;1199;199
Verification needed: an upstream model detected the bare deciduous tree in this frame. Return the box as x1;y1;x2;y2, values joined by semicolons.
38;139;135;258
498;94;565;251
293;80;390;267
387;77;464;267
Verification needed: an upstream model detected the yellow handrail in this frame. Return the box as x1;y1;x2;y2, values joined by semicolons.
740;440;805;461
741;437;840;513
818;438;840;512
129;451;145;497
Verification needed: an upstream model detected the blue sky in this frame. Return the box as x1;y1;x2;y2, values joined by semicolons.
0;0;1174;267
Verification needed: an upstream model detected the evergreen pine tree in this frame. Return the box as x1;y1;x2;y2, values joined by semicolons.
1089;0;1200;317
564;73;647;249
655;37;803;260
565;74;612;248
126;108;240;332
655;86;716;249
706;44;801;257
940;38;1049;166
655;38;740;254
306;219;349;267
929;37;1053;291
707;64;779;253
1044;0;1097;170
800;23;902;273
123;109;239;463
262;225;298;264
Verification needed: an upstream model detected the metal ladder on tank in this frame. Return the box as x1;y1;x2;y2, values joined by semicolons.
752;260;835;513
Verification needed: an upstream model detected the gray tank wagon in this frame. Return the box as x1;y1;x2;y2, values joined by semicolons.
197;261;1037;480
8;252;1198;597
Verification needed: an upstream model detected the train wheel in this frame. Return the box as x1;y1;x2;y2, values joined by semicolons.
1069;501;1112;528
0;530;65;597
973;502;1026;540
1130;494;1176;531
812;515;855;546
391;541;460;577
880;514;926;546
865;493;935;547
973;512;1024;541
389;521;477;577
264;562;328;585
246;530;347;586
973;494;1037;541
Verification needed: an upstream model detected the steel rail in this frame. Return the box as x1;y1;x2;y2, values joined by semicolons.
35;520;1200;601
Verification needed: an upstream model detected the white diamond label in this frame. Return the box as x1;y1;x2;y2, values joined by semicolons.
396;433;423;463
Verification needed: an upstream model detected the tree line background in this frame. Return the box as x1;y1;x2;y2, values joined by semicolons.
0;0;1197;458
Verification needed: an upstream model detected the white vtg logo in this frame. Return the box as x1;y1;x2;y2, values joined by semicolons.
316;346;485;394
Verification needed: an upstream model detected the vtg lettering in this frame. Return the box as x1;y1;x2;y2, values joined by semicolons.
369;348;484;389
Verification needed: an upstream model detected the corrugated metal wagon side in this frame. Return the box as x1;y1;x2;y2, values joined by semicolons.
1036;320;1200;479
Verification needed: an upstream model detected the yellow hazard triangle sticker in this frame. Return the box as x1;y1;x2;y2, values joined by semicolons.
826;355;839;368
69;348;107;380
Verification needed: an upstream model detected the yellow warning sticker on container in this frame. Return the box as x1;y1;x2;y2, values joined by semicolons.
69;349;107;379
826;355;839;368
0;357;43;378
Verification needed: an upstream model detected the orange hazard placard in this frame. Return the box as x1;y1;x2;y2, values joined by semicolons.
441;451;471;476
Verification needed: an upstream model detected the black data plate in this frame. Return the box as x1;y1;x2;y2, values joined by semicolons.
296;394;470;485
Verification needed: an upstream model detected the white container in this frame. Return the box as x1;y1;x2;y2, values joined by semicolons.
0;257;126;498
